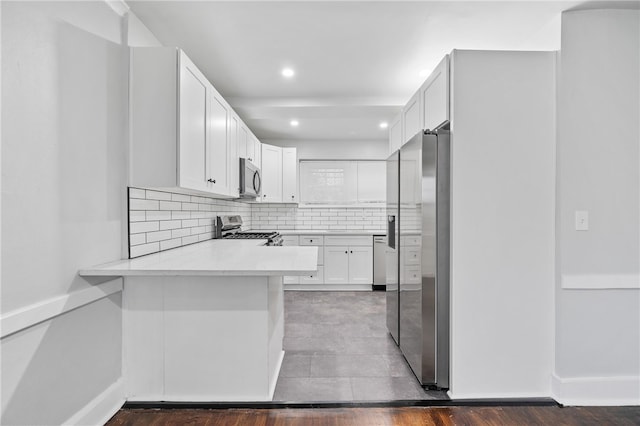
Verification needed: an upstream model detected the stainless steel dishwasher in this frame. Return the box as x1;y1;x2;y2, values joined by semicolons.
373;235;387;290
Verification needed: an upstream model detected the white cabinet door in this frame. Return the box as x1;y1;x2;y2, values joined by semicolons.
238;125;248;159
207;92;229;194
357;161;386;203
282;235;300;284
421;55;449;130
228;114;239;197
323;246;349;284
253;135;262;169
348;245;373;284
246;131;255;163
282;147;298;203
261;143;282;202
389;112;403;154
402;91;421;143
178;52;209;192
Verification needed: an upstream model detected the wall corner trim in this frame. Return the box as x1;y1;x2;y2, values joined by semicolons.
0;278;123;338
551;373;640;406
560;274;640;290
62;378;125;426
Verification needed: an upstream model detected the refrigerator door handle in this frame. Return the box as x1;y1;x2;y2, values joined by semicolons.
387;215;396;249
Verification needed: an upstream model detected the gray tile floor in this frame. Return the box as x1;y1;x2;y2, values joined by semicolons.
272;291;449;402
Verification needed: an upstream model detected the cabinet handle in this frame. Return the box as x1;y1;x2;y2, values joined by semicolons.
350;251;353;254
345;251;348;254
310;239;313;242
263;194;267;197
291;195;295;199
208;178;216;183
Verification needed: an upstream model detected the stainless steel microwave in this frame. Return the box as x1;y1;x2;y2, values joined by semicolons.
239;158;261;199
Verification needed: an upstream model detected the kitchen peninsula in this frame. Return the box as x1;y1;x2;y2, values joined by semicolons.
80;240;318;402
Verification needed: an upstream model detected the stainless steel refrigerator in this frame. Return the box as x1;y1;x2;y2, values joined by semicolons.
386;128;450;389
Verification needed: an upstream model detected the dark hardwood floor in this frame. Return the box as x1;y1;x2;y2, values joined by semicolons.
107;406;640;425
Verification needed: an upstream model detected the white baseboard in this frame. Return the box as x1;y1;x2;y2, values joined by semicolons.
552;373;640;406
284;284;371;291
63;378;125;426
446;390;551;400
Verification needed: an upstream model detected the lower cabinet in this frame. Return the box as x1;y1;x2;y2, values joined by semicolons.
283;234;373;290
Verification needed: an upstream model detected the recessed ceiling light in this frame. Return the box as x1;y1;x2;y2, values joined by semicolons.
419;69;431;78
282;68;295;78
290;120;299;127
379;122;389;129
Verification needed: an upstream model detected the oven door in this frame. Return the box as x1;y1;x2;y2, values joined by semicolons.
239;158;261;198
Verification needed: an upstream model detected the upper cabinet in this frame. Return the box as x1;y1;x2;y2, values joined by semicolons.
402;91;421;142
259;144;298;204
421;55;450;131
390;54;450;153
261;143;283;202
130;47;260;199
389;112;403;154
282;148;298;203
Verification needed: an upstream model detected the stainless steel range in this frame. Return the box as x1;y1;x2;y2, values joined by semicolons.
216;215;283;246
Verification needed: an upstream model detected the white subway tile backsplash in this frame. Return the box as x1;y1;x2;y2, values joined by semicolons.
145;190;172;201
130;199;159;210
182;235;199;245
128;187;252;258
130;242;159;258
251;204;385;232
146;210;172;221
159;220;182;230
130;211;145;222
129;188;146;199
172;211;190;220
146;230;172;243
171;193;191;202
160;238;182;251
130;233;146;246
130;221;159;234
172;228;191;238
160;201;181;210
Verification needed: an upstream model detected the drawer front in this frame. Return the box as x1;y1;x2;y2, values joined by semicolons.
324;235;371;246
403;266;421;284
299;235;324;246
283;275;299;284
282;235;299;246
402;236;421;247
300;266;324;284
403;247;420;265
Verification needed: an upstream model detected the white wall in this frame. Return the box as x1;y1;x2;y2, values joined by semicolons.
553;9;640;405
264;138;388;160
448;50;556;399
0;1;154;424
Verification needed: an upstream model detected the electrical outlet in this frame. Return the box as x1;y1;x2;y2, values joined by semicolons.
575;210;589;231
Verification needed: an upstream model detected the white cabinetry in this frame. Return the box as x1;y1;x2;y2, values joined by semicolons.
178;53;209;193
260;145;298;204
261;144;283;202
389;112;403;154
323;236;373;287
402;91;421;142
420;55;450;131
130;47;251;198
282;148;298;203
207;91;230;194
282;235;300;284
299;236;324;285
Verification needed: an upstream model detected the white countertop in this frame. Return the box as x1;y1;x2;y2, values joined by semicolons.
252;229;386;236
79;239;318;277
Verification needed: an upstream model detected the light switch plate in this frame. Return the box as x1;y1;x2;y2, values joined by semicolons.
575;210;589;231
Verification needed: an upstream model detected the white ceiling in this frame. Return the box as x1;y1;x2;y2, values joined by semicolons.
127;0;581;141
